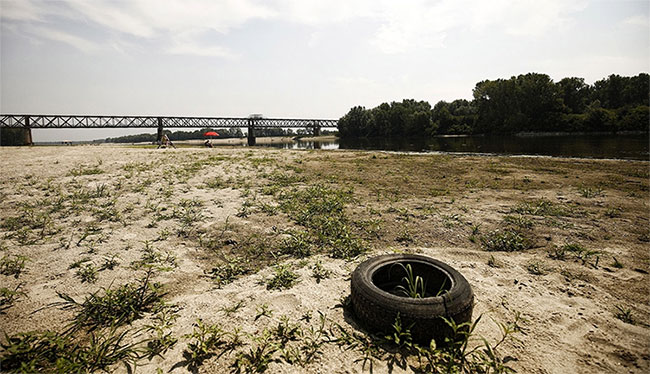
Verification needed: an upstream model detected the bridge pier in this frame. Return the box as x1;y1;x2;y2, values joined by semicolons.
157;118;163;142
247;121;256;146
24;116;32;145
0;115;31;146
313;125;321;137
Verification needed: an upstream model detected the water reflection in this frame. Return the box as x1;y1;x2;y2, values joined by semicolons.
261;140;339;150
257;134;649;160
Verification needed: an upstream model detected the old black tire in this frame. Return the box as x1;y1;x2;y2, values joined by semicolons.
351;254;474;344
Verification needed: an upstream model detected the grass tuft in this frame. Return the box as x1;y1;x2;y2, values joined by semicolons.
57;269;165;331
481;229;532;252
0;255;28;278
266;264;299;290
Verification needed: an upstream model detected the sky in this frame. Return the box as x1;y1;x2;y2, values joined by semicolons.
1;0;648;142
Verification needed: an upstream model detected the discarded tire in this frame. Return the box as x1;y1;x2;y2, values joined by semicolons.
351;254;473;344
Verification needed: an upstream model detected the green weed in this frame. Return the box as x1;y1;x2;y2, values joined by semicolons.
266;264;299;290
143;306;179;359
207;257;251;287
279;230;313;258
68;164;103;177
0;284;26;311
611;257;624;269
487;255;501;268
278;185;366;259
203;176;226;189
526;261;548;275
391;263;428;298
75;263;98;283
57;269;165;331
549;243;600;267
232;331;279;374
131;241;177;271
578;185;604;198
503;215;533;229
512;199;572;216
311;261;332;283
100;254;120;270
68;257;91;270
0;327;141;373
614;305;635;325
181;319;242;371
255;304;274;321
221;300;246;317
481;229;532;252
271;316;301;345
0;255;28;278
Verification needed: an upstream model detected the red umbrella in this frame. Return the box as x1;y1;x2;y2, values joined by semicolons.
204;131;219;137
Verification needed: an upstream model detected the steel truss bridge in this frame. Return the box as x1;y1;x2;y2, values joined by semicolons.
0;114;339;146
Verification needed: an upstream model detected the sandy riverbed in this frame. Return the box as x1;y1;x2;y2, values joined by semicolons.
0;145;648;373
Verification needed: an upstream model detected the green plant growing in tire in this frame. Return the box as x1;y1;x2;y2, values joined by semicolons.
392;263;428;298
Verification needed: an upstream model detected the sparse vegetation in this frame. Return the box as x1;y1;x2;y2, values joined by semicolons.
266;264;299;290
391;263;429;298
0;284;26;311
614;305;635;325
512;199;573;217
0;327;142;373
578;185;604;198
0;255;28;278
0;145;646;374
548;242;600;267
75;263;98;283
278;184;366;259
207;257;251;287
255;304;274;321
181;319;243;371
487;255;501;268
311;260;332;283
526;261;548;275
481;229;532;252
57;269;165;331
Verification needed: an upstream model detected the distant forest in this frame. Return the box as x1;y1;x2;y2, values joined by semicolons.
338;73;649;137
104;127;321;143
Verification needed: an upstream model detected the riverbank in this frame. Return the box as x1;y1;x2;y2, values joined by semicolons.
1;146;647;373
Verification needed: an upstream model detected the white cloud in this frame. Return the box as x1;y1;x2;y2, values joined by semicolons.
29;25;100;53
0;0;45;22
623;15;649;27
1;0;590;56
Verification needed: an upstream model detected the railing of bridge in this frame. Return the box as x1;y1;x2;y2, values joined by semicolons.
0;115;338;128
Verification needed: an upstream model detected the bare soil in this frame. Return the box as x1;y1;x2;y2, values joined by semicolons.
0;145;648;373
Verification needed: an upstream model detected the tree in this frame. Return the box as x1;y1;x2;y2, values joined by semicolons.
558;77;590;114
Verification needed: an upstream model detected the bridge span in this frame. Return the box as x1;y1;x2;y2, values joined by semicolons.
0;114;339;146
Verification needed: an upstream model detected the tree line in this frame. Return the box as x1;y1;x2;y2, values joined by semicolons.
104;128;243;143
103;127;333;143
338;73;649;137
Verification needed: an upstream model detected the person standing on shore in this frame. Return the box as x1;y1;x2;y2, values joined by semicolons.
157;134;176;149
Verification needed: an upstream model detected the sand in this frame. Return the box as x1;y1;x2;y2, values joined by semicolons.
0;145;648;373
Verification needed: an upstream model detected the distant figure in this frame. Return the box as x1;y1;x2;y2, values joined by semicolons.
157;134;176;149
204;139;213;148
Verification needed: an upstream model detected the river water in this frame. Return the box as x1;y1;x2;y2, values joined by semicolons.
260;134;649;160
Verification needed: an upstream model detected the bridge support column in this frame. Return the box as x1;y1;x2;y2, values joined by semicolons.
247;121;256;146
1;115;31;146
313;125;321;137
24;116;32;145
157;118;163;142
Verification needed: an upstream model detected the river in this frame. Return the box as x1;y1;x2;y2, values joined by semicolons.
260;133;649;160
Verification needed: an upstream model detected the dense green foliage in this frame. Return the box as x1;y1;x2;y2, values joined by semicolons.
338;73;649;137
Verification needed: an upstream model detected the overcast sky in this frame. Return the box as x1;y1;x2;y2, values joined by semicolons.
1;0;648;141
